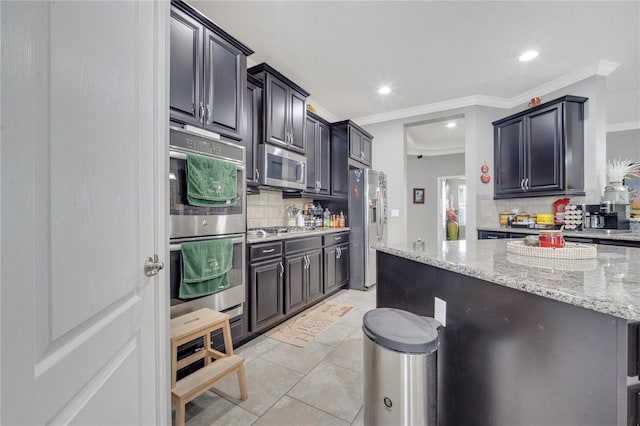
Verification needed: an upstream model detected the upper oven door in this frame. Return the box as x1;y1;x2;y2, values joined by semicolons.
259;144;306;190
169;150;246;237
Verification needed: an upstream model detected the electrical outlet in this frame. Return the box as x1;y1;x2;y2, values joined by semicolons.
434;297;446;327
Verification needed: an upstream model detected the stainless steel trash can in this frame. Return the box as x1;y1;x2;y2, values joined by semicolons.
363;308;440;426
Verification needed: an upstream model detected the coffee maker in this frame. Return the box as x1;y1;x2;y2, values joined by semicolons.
599;200;630;230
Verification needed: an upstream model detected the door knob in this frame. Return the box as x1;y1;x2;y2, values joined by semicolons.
144;254;164;277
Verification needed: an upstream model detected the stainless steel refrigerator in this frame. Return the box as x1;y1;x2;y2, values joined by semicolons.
349;169;388;290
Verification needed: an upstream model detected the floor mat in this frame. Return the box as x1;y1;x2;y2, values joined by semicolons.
266;300;354;348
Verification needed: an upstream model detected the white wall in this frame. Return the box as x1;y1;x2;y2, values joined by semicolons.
364;75;609;239
607;129;640;162
406;154;465;244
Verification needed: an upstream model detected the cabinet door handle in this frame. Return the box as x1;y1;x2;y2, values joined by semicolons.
525;177;529;190
361;150;365;160
262;248;275;254
336;246;341;259
334;236;342;241
205;104;212;125
487;236;499;239
520;178;525;191
255;168;260;181
199;102;205;123
279;262;284;277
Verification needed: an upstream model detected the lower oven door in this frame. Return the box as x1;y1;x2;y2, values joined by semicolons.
169;234;245;319
169;150;246;238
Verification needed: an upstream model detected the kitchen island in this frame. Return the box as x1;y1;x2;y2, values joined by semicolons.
376;240;639;426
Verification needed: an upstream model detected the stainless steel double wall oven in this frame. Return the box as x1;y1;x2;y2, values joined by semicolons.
169;124;246;323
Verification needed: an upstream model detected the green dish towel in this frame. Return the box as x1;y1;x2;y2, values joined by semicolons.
186;153;237;207
179;239;233;299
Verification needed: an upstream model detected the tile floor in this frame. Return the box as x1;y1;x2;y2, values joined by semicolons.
176;287;376;426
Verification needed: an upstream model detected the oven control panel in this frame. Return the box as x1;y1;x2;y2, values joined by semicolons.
170;126;244;164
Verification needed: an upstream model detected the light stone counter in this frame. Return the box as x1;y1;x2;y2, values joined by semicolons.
247;227;349;244
478;226;640;242
376;240;640;321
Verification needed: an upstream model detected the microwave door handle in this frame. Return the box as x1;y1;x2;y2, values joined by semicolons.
300;162;306;184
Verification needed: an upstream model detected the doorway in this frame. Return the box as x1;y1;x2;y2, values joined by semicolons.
437;175;466;243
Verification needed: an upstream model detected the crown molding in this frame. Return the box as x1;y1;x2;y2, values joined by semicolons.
354;60;620;126
607;121;640;132
408;147;465;157
306;98;341;123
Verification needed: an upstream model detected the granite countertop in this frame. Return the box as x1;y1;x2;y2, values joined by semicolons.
376;240;640;321
247;227;349;244
478;226;640;242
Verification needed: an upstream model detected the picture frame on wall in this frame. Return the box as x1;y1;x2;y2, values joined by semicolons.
413;188;425;204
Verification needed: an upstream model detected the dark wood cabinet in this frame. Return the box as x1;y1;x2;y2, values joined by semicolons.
284;237;323;315
169;6;203;127
248;63;309;154
330;124;350;198
246;76;263;188
305;112;331;195
250;259;284;333
248;241;284;334
285;254;307;314
348;126;372;166
170;1;253;141
323;232;350;293
493;95;587;199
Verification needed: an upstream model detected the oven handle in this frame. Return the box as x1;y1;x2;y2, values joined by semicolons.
169;150;245;171
170;234;245;251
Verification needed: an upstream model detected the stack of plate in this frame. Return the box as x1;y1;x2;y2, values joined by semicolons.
564;205;583;230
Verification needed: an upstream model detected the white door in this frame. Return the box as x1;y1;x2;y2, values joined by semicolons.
0;2;169;425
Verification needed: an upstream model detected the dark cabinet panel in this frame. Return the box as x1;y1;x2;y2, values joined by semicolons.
493;95;586;199
248;63;309;155
170;2;252;141
250;259;284;333
203;29;244;139
477;230;509;240
305;113;331;195
169;7;203;127
318;122;331;193
246;77;263;186
305;116;318;193
324;246;337;292
307;250;324;304
526;104;563;192
265;75;289;147
335;244;349;288
290;90;307;153
324;243;349;294
349;127;362;160
361;135;372;166
285;254;307;314
494;117;524;195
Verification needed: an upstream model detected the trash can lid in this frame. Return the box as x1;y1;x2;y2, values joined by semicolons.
362;308;440;354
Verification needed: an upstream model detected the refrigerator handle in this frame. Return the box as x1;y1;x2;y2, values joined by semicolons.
376;189;383;241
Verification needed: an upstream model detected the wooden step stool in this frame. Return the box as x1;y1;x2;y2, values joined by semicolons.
171;308;248;426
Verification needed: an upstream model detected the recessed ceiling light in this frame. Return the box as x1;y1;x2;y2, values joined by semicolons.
519;50;539;62
446;122;456;128
378;86;391;95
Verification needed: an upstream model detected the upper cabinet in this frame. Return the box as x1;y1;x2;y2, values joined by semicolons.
246;75;263;188
169;1;253;141
248;63;310;155
305;112;331;195
493;95;587;199
332;120;373;169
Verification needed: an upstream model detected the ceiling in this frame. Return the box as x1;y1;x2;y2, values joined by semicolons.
189;0;639;130
406;116;465;156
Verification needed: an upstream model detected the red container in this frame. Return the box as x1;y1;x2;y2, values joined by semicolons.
539;230;565;248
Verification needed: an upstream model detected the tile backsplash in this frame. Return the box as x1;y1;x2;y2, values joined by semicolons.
247;188;312;229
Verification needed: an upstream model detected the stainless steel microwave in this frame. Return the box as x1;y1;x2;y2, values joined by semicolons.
258;144;306;190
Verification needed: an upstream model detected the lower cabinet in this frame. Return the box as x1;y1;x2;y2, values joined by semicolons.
324;232;350;293
284;237;323;315
247;233;348;338
249;241;285;334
